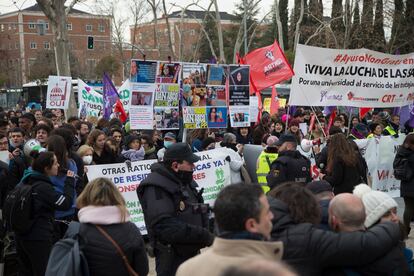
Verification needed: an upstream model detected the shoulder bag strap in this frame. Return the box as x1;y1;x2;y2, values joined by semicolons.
95;225;139;276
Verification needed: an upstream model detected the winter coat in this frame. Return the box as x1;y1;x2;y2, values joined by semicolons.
176;236;283;276
78;206;149;276
17;171;75;241
323;157;366;194
218;144;243;184
395;146;414;197
268;198;401;276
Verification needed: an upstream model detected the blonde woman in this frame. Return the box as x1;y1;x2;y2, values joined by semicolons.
77;178;148;276
76;145;94;194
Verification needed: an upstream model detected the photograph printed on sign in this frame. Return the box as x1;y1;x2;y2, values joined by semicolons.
229;106;250;127
206;86;226;106
182;63;207;86
154;107;179;129
183;106;208;129
207;107;227;128
207;65;228;85
156;62;181;84
131;91;153;106
229;65;250;87
130;60;157;83
181;78;206;107
154;84;180;107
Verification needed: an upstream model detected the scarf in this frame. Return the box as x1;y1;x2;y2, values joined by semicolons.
78;205;130;225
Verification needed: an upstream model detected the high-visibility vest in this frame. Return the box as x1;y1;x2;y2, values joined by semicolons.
256;151;278;194
367;133;374;138
384;125;397;136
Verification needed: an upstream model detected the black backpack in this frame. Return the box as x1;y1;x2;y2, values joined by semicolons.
45;222;89;276
3;182;40;234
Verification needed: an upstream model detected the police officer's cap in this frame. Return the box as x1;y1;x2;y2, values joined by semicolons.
164;142;201;163
275;134;297;146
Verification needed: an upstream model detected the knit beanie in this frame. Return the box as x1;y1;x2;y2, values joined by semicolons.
353;184;398;228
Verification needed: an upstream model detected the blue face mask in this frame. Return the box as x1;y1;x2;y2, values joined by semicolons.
164;141;174;149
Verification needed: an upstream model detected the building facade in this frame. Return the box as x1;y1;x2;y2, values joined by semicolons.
130;10;238;61
0;4;112;89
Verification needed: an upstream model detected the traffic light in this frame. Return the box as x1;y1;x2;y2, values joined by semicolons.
87;36;94;49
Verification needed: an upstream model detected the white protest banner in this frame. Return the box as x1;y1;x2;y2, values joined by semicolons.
118;80;131;112
78;79;103;117
289;44;414;107
362;135;405;197
46;75;72;109
249;96;259;123
86;148;230;234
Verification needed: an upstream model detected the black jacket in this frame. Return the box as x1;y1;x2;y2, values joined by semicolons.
395;146;414;197
269;198;401;276
267;150;311;189
17;173;75;241
137;163;213;255
80;222;149;276
323;157;366;194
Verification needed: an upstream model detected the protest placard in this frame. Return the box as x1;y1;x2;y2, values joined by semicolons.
290;44;414;107
118;80;131;112
183;107;208;129
130;60;157;83
129;83;155;130
86;149;230;234
229;106;250;127
156;62;181;84
78;79;103;117
46;75;71;109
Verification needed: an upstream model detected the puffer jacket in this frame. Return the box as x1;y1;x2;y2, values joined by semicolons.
78;206;149;276
269;197;401;276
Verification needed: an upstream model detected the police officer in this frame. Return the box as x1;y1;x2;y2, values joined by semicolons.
378;111;399;137
137;143;214;276
266;134;311;190
256;136;279;193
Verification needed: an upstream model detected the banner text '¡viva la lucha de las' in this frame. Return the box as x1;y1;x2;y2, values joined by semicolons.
86;148;231;234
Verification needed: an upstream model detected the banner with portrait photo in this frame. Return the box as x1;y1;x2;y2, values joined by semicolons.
206;86;226;106
156;62;181;84
129;83;155;130
229;106;250;127
130;60;157;83
154;107;179;129
46;75;72;109
183;106;208;129
207;107;227;128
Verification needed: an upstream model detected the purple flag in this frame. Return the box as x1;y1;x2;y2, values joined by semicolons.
323;106;336;116
399;104;414;128
102;73;120;120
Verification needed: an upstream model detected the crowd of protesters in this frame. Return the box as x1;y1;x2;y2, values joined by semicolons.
0;104;412;276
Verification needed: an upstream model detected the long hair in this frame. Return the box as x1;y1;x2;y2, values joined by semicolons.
327;133;358;173
403;133;414;150
77;177;128;222
47;135;68;170
86;129;105;149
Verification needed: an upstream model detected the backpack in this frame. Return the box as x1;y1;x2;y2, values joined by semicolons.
3;182;41;234
45;222;89;276
393;156;413;182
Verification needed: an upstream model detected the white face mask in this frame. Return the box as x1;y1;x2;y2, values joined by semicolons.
82;155;93;165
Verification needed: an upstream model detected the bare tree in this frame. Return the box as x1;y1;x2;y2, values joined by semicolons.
274;0;284;51
36;0;80;118
293;0;305;53
145;0;161;57
162;0;176;59
212;0;225;63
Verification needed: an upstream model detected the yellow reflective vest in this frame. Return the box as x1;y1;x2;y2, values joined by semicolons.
384;125;397;136
256;151;278;194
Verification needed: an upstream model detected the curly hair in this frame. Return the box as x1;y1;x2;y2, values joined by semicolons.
268;182;321;224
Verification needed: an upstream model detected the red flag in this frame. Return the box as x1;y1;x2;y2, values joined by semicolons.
270;85;279;115
327;109;337;130
309;114;316;132
242;40;294;92
359;108;371;119
114;99;127;123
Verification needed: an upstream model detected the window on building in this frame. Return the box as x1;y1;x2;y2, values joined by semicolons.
15;42;19;49
68;42;74;50
8;43;12;50
98;24;105;32
8;24;11;30
66;23;72;31
1;24;4;32
45;22;49;29
44;41;50;49
28;58;36;75
190;29;195;35
30;42;37;49
138;33;142;40
86;59;96;77
28;22;36;29
86;24;92;32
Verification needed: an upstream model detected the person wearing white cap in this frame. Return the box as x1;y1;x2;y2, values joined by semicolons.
353;184;399;228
